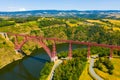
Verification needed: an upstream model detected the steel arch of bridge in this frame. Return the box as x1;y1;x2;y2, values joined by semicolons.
7;32;120;61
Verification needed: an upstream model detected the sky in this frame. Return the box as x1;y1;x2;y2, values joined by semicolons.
0;0;120;11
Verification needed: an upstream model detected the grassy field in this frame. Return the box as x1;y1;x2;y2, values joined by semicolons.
94;58;120;80
112;27;120;31
0;21;39;33
86;19;106;25
0;35;23;68
79;62;93;80
108;19;120;26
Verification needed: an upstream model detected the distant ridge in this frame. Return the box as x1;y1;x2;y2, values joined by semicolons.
0;10;120;12
0;10;120;19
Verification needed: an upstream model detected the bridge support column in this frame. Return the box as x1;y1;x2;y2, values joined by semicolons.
68;43;72;59
109;48;113;59
87;46;90;59
51;41;58;62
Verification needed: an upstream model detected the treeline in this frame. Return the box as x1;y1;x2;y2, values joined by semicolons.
0;16;39;27
38;19;65;28
0;21;15;27
9;16;39;23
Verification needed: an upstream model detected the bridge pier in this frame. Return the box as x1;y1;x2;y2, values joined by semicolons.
51;56;58;62
109;48;113;59
68;43;72;59
87;46;90;59
51;41;58;62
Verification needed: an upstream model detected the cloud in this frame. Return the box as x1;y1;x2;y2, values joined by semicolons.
19;8;26;11
7;7;26;11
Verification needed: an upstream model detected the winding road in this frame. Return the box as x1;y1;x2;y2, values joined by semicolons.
47;59;62;80
89;55;103;80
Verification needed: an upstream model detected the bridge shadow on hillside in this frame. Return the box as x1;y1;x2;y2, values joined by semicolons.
28;56;50;63
25;47;51;63
19;50;50;63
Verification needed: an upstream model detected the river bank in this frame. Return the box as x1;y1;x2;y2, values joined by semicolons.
0;43;82;80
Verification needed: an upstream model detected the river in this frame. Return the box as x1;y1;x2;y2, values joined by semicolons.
0;43;83;80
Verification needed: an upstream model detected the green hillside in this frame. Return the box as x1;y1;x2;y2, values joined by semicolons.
0;16;120;80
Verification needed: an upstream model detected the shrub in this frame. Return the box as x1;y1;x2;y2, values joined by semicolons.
95;57;114;74
108;69;113;74
94;60;103;70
